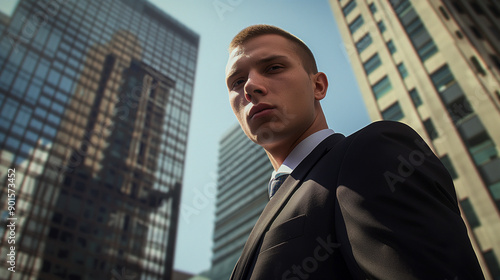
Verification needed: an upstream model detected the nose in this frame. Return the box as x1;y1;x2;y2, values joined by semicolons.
244;73;267;102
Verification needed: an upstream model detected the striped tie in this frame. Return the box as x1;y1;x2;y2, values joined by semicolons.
269;173;289;199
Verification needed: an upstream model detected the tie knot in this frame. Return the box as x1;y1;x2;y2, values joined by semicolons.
269;173;289;199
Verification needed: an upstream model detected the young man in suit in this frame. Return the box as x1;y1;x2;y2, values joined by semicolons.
225;24;484;280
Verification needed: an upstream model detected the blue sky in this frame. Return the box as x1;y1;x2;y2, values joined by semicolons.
147;0;372;275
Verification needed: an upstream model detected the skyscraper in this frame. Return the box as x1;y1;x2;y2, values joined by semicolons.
0;0;199;279
330;0;500;278
210;124;273;280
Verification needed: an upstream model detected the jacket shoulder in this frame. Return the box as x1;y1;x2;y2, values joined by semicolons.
351;120;417;138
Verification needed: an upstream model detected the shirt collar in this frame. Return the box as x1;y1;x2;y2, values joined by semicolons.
271;128;335;178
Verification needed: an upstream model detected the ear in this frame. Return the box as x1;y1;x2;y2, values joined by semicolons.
312;72;328;101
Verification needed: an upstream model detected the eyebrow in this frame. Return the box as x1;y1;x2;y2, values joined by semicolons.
226;54;288;84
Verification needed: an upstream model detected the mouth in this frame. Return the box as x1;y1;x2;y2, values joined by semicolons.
249;103;275;119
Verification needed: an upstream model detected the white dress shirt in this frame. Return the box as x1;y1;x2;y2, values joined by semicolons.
268;129;335;197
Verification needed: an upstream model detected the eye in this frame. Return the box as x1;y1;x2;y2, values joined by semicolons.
231;78;245;89
267;64;284;73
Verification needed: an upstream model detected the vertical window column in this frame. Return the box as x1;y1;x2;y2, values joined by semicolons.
389;0;438;61
431;65;500;212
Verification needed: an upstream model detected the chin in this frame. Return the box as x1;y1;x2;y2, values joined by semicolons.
245;120;288;144
254;130;286;148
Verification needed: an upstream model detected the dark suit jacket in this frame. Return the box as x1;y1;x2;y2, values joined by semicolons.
230;121;484;280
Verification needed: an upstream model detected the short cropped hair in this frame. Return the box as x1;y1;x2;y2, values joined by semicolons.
229;24;318;74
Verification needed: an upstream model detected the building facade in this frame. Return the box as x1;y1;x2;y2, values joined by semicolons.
330;0;500;278
209;124;273;280
0;0;199;279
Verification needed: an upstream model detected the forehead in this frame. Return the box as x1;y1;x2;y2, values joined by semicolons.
225;34;299;77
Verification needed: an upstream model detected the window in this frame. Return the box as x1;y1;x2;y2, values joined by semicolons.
439;6;450;20
456;116;497;166
470;2;484;15
431;65;455;92
469;137;497;166
0;66;15;90
423;119;438;140
343;0;357;16
387;40;396;54
490;54;500;71
448;95;474;123
59;75;74;92
355;33;372;53
0;99;19;124
470;25;483;39
470;56;486;76
372;76;392;99
369;2;377;14
45;30;62;55
409;88;422;107
490;4;500;18
483;250;500;280
12;72;29;95
377;20;386;33
34;25;50;47
381;102;404;121
440;155;457;179
452;1;464;13
407;18;424;36
35;59;50;80
363;53;382;75
391;0;411;15
397;62;408;78
21;52;39;73
349;15;364;34
47;69;62;86
459;198;479;228
416;39;438;62
490;26;500;41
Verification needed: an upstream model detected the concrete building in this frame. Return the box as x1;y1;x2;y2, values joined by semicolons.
330;0;500;278
0;0;198;279
209;124;273;280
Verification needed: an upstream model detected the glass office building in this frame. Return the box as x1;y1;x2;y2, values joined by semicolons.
0;0;199;279
330;0;500;279
209;124;272;280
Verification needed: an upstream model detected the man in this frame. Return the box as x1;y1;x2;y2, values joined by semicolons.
225;24;484;279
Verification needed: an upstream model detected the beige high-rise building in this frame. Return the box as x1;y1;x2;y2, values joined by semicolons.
330;0;500;278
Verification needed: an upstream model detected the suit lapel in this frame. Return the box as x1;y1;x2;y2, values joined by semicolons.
231;134;345;279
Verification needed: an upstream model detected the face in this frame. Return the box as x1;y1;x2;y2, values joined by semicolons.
226;34;326;150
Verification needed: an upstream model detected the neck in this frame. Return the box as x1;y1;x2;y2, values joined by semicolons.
264;110;328;170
